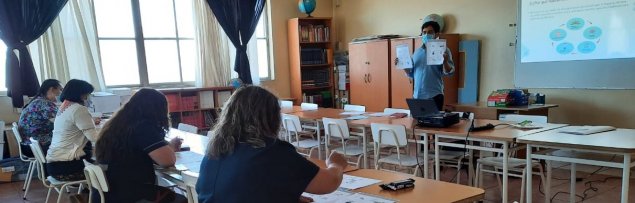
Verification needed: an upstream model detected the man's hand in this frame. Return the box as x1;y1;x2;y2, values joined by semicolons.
169;137;183;151
443;52;449;64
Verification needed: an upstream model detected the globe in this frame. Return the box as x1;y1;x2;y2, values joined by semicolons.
423;14;445;32
298;0;316;17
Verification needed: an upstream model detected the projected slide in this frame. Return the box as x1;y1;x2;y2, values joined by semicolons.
520;0;635;63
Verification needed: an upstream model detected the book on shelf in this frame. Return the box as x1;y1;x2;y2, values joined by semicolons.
300;48;328;65
299;24;330;42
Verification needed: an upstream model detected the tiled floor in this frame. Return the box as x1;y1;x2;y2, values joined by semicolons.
1;165;631;203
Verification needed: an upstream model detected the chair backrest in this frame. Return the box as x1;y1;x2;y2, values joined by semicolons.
11;122;30;161
344;104;366;112
322;118;351;140
83;160;109;192
281;114;302;133
182;171;199;203
383;108;411;117
300;103;318;110
499;114;547;124
29;140;48;184
279;100;293;108
371;123;407;147
206;131;213;137
178;123;199;134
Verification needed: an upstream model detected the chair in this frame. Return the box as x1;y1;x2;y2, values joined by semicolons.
279;100;293;108
300;103;318;110
371;123;423;176
282;114;319;158
178;123;199;134
344;104;366;112
206;131;213;137
182;171;199;203
29;139;86;203
383;108;411;117
322;118;365;167
11;122;37;200
83;160;109;203
475;115;548;203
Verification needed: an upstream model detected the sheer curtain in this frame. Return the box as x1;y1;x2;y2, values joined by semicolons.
30;0;105;91
192;0;232;87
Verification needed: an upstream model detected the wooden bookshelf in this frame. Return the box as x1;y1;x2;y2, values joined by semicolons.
158;87;234;134
288;17;335;108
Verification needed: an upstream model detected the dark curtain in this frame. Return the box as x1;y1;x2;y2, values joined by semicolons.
0;0;68;107
206;0;266;85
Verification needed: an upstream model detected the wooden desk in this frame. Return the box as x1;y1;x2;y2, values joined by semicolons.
281;106;304;114
348;169;484;203
416;119;567;203
518;128;635;203
449;102;559;120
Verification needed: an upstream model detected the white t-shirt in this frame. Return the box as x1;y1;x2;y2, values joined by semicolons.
47;103;99;162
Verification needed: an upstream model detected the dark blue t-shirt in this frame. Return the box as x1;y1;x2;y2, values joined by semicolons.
196;138;319;203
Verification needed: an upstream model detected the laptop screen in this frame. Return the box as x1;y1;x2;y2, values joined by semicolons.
406;99;438;118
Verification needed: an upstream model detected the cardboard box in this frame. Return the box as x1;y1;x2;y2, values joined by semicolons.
487;90;512;107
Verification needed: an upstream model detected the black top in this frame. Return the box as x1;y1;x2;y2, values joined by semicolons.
196;137;319;203
101;121;168;203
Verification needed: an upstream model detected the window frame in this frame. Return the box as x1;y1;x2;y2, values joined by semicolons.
257;2;274;81
95;0;195;88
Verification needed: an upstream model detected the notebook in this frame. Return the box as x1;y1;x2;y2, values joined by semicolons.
559;126;616;135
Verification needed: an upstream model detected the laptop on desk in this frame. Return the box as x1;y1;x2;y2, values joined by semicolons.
406;99;459;128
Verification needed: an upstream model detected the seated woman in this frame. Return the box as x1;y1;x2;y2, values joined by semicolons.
95;88;186;203
46;79;98;181
18;79;63;155
196;86;347;203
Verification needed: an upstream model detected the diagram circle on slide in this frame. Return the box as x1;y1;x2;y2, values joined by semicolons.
578;41;597;54
556;42;574;54
549;29;567;41
566;18;585;30
583;26;602;40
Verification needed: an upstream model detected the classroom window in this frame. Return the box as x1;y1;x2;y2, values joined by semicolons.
94;0;195;87
0;41;6;92
255;5;273;80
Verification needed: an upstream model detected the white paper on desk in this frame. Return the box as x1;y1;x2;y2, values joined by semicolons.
343;115;369;120
559;126;616;135
395;44;413;69
368;112;391;117
302;190;353;203
426;39;446;65
339;174;381;190
340;111;365;115
335;193;396;203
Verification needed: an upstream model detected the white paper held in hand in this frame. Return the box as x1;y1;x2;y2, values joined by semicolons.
426;39;446;65
395;44;413;69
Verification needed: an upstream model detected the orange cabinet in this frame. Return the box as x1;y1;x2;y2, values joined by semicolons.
349;40;390;112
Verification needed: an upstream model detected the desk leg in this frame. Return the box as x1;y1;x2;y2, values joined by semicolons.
503;143;509;203
362;127;368;169
423;133;429;179
468;141;474;186
526;144;533;203
546;160;552;203
621;153;631;203
570;163;576;203
435;135;441;181
316;121;322;160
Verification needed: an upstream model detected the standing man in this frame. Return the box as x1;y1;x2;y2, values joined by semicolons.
403;21;455;111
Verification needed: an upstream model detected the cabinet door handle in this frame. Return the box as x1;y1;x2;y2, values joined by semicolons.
368;74;372;83
363;74;367;83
